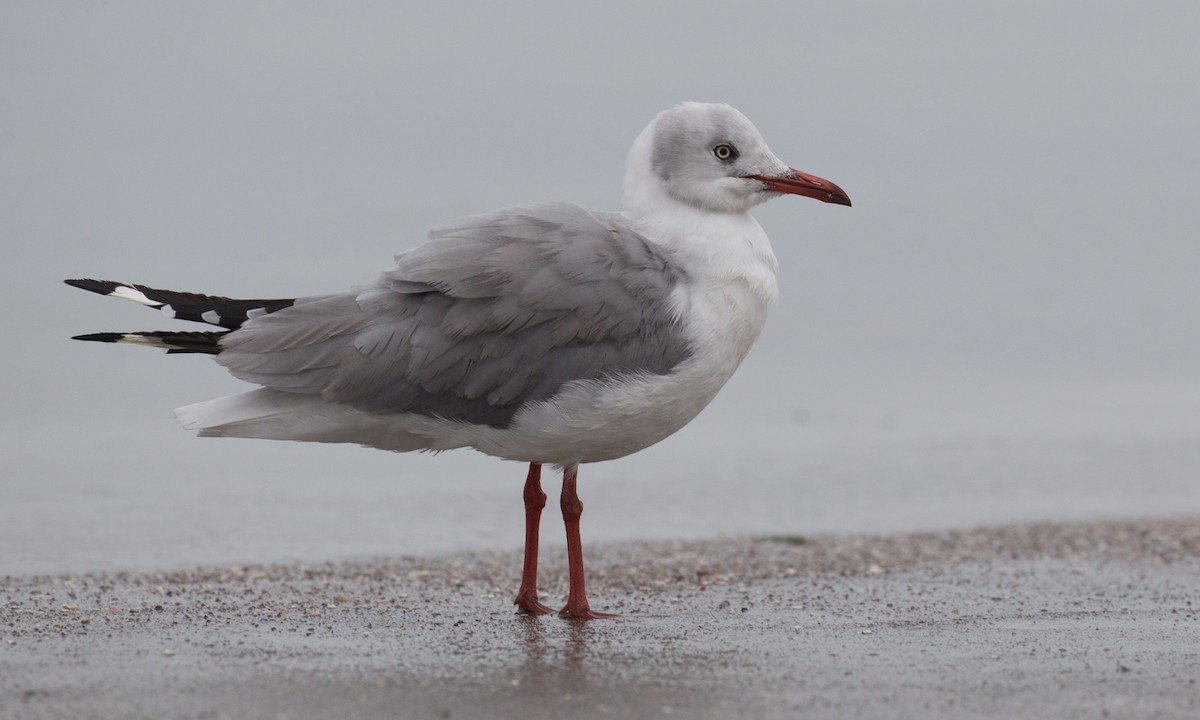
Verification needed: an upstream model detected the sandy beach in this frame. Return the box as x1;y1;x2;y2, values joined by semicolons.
3;517;1198;719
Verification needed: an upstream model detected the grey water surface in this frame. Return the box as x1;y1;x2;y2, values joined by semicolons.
3;2;1198;576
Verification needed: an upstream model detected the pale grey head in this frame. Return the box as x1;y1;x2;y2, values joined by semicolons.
640;102;851;214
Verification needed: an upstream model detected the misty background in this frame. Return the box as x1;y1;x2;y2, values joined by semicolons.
3;2;1198;575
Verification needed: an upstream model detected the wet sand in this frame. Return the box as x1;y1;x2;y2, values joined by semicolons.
4;517;1199;719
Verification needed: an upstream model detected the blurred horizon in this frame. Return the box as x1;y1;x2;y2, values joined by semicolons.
3;2;1198;575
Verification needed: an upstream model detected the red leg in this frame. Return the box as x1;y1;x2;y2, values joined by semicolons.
514;462;553;615
559;464;617;619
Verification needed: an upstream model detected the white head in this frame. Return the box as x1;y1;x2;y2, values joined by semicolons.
623;102;850;216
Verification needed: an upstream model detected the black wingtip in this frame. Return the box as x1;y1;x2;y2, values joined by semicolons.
71;332;125;343
65;278;122;295
70;330;225;353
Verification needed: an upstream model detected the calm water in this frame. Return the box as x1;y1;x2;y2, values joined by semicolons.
5;2;1198;576
6;371;1199;576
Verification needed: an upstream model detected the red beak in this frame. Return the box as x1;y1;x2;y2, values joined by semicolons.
750;167;852;206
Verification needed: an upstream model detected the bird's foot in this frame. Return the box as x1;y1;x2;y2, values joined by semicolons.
559;599;619;620
514;590;555;616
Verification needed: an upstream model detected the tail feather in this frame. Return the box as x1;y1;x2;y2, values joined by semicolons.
64;278;295;330
72;330;225;354
176;388;437;451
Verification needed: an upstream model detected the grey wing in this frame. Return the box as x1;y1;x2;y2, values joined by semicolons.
215;202;692;428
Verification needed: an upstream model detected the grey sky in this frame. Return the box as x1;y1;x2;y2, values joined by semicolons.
4;2;1199;573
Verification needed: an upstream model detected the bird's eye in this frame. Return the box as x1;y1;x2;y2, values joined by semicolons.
712;143;738;162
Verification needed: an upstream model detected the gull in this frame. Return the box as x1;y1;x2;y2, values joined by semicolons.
66;102;850;619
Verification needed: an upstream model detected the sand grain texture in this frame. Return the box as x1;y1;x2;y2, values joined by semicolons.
3;517;1199;719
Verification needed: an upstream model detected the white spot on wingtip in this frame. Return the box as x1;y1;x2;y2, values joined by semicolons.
160;304;176;319
111;285;161;308
201;310;221;325
119;334;168;349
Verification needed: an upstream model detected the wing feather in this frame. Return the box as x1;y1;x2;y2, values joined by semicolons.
215;202;691;428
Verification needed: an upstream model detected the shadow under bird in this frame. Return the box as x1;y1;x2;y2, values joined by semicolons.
67;102;850;619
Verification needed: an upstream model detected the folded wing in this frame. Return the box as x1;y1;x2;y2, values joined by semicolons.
216;202;692;428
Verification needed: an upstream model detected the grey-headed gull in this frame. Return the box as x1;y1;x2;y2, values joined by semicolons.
66;102;850;619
